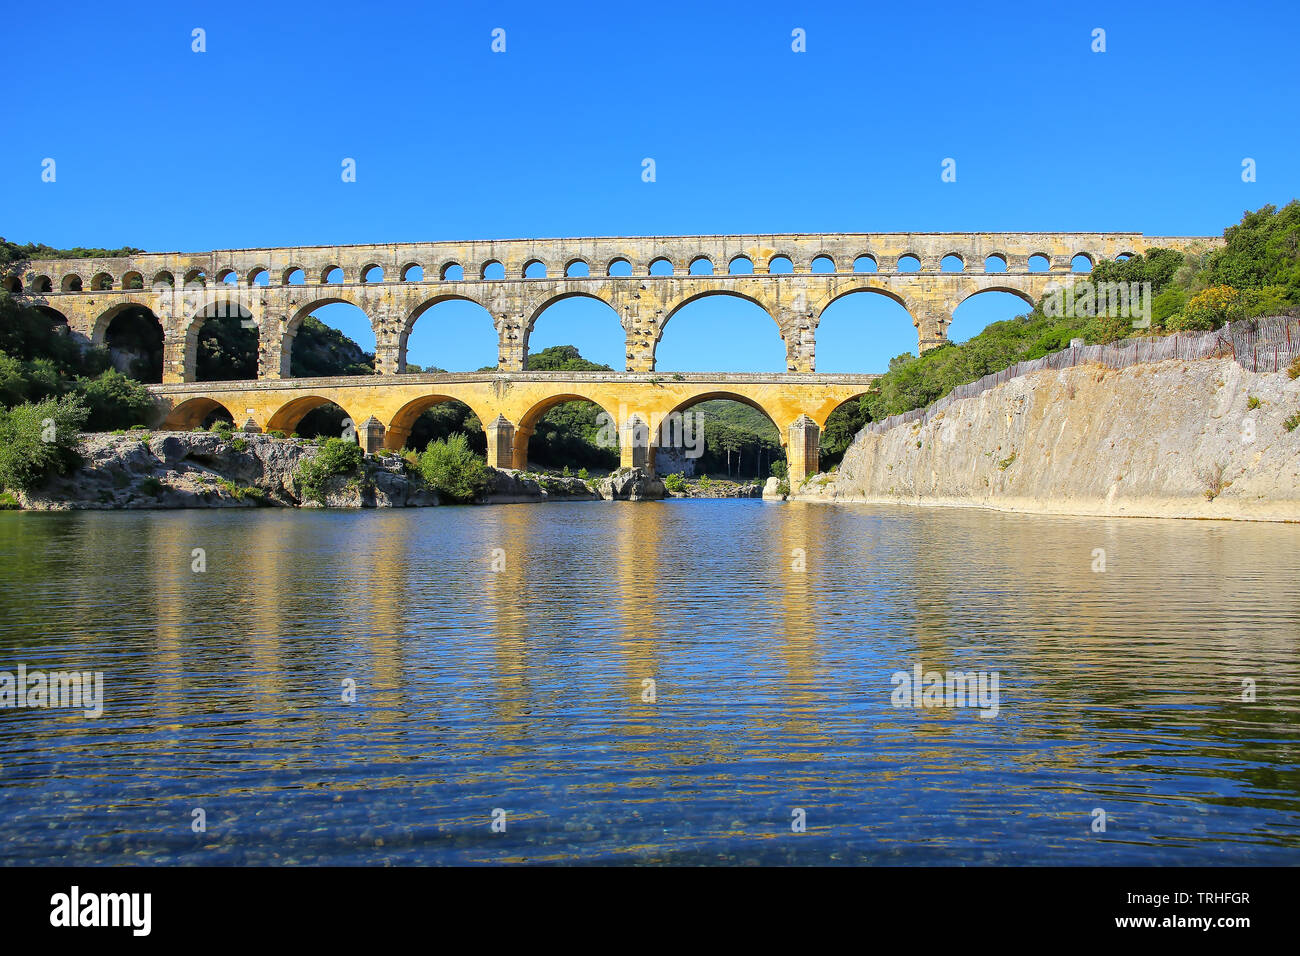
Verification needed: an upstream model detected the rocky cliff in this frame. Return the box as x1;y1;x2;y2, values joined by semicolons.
795;357;1300;522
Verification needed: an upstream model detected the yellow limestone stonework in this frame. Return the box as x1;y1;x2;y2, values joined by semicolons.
6;231;1220;482
147;371;876;483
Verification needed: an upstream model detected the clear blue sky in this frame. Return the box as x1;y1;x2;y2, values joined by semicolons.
5;0;1297;372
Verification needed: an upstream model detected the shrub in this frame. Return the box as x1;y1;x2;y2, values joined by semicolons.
577;467;589;480
662;472;687;494
210;420;234;438
770;460;788;480
139;476;164;497
0;394;88;490
1285;412;1300;433
294;437;363;502
230;437;248;453
1181;285;1244;330
75;369;154;431
1247;395;1261;410
266;430;287;439
1287;356;1300;380
418;433;489;503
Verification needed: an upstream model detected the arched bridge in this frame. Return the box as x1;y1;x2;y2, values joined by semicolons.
149;370;878;484
6;230;1218;379
5;231;1220;483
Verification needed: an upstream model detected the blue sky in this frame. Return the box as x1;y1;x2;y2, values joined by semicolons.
5;0;1298;372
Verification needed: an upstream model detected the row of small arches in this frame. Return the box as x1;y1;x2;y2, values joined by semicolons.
5;251;1136;295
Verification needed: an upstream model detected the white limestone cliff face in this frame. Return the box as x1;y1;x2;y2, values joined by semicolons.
795;358;1300;522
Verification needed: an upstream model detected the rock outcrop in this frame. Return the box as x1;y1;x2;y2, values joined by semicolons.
15;432;439;510
795;357;1300;522
483;469;601;503
597;468;666;501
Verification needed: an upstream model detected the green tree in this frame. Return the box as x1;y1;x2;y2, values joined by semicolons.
0;394;89;490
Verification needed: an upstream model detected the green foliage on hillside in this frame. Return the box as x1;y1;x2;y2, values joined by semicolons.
289;315;375;378
860;202;1300;424
0;238;145;266
526;344;613;372
0;295;154;430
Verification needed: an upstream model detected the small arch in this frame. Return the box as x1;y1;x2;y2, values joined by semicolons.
248;267;270;287
689;256;714;276
810;255;836;274
983;254;1008;273
31;275;53;293
606;258;632;277
482;260;505;280
61;274;84;292
768;255;793;274
1115;251;1135;262
441;262;464;281
401;262;425;281
1027;254;1050;273
648;258;674;276
91;272;114;291
728;256;754;275
1071;253;1094;273
152;270;175;288
940;254;965;273
183;269;207;287
3;275;24;294
523;260;548;279
896;255;921;273
565;259;590;278
853;255;878;273
362;264;385;283
217;269;238;285
283;267;305;285
321;266;344;284
122;271;144;290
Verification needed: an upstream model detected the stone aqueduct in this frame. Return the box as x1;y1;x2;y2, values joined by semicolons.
5;231;1218;481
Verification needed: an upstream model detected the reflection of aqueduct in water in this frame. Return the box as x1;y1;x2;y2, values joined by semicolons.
6;231;1217;481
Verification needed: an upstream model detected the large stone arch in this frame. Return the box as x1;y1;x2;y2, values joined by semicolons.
91;301;163;345
182;293;263;383
811;283;918;326
953;283;1037;312
657;289;783;347
159;396;239;431
265;395;361;436
522;290;623;367
400;292;495;372
650;389;786;479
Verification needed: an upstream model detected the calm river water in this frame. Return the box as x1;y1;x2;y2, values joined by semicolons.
0;501;1297;865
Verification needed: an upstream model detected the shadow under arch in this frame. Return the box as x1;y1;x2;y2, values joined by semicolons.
514;391;623;470
653;390;785;478
160;396;240;430
655;290;784;372
388;393;497;446
265;395;360;435
401;293;495;372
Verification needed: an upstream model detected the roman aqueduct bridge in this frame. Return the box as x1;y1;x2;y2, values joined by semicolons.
4;231;1219;481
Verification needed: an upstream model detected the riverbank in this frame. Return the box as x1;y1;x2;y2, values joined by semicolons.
795;357;1300;522
7;432;668;510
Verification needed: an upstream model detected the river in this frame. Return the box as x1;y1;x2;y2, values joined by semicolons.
0;501;1297;864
